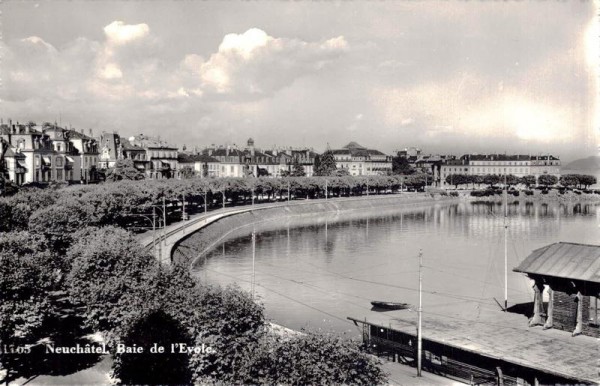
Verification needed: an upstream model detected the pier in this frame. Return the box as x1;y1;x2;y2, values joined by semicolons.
349;306;599;385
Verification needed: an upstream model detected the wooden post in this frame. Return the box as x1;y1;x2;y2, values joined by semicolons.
543;287;554;329
573;291;583;336
496;367;504;386
529;281;545;327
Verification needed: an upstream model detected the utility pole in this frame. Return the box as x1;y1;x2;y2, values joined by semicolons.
417;249;423;377
504;172;508;311
222;190;225;209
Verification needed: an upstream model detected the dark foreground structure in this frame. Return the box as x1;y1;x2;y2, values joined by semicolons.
349;242;600;385
513;242;599;338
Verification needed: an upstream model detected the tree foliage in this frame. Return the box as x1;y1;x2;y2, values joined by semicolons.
241;332;387;385
105;159;145;182
291;158;306;177
392;156;415;175
519;175;536;188
65;226;158;333
538;174;558;187
314;150;337;176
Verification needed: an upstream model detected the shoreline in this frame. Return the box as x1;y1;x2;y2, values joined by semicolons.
170;193;460;266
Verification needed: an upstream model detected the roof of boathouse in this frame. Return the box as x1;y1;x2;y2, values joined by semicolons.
513;242;600;283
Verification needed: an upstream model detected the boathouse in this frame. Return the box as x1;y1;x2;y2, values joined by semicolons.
513;242;600;338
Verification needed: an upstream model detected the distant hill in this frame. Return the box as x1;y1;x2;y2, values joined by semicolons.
562;156;600;171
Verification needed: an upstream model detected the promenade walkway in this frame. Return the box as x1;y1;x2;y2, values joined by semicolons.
138;193;429;263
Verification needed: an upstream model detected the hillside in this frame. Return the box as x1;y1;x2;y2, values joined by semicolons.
562;156;600;171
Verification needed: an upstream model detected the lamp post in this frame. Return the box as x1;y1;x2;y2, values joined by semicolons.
127;213;157;260
325;179;328;200
151;204;167;263
204;190;207;214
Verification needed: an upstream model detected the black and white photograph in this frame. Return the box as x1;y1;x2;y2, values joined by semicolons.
0;1;599;384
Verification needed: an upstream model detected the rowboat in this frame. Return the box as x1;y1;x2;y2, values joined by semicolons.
370;301;410;310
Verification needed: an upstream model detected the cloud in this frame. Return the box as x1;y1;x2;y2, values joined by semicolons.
197;28;349;96
103;21;150;45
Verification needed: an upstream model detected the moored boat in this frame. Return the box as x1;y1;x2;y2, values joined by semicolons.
370;301;409;310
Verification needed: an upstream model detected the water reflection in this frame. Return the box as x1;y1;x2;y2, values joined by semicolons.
187;201;599;333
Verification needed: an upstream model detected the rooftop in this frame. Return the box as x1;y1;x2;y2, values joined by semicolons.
513;242;600;283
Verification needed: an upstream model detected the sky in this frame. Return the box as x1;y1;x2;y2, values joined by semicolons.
1;1;598;162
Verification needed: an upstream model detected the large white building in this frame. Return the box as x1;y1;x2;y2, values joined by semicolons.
331;142;392;176
440;154;561;188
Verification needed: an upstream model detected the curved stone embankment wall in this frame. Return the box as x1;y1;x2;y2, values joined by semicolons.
172;194;458;266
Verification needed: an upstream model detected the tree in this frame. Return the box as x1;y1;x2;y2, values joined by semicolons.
578;174;597;189
504;174;519;187
291;158;306;177
179;166;195;179
392;156;415;175
538;174;558;187
241;332;387;385
0;232;54;382
190;284;265;383
105;159;145;182
483;174;501;187
314;150;337;176
112;310;193;385
520;175;536;189
65;226;158;334
445;174;469;189
559;174;579;188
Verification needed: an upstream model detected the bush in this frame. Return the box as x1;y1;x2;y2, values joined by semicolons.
524;190;534;196
449;191;459;197
240;332;388;385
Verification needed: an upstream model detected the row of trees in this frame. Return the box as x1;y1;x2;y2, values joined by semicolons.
0;181;387;383
0;174;432;234
444;173;597;189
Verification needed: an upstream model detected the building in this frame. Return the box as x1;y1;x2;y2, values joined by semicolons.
0;138;27;185
200;138;317;178
177;153;220;178
127;135;179;179
66;129;100;183
203;146;248;177
331;142;392;176
121;140;152;175
42;124;83;183
0;122;84;185
439;154;561;188
513;242;599;338
98;132;122;170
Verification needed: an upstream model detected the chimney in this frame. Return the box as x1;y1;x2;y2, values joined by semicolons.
89;128;93;137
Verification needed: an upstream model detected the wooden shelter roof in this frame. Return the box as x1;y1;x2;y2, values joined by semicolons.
513;242;600;283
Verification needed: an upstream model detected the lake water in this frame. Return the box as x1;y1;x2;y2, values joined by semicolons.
190;201;600;334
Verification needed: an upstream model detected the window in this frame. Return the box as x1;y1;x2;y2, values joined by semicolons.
56;169;63;181
55;157;63;167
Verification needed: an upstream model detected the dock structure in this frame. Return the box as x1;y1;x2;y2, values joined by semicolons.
349;307;599;385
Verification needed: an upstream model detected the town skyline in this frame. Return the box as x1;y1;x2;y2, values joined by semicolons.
1;1;598;163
